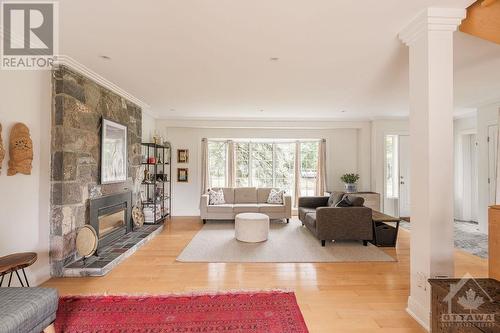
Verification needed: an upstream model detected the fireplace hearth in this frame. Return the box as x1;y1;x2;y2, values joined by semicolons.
89;191;132;253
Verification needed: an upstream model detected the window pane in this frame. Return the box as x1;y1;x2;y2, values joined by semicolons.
236;142;249;187
275;143;295;198
300;142;319;197
208;141;226;188
251;143;273;188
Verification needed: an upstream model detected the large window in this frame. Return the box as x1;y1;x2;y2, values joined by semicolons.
300;142;319;196
208;141;226;188
208;139;319;203
251;143;274;188
274;143;295;199
235;142;295;195
235;142;250;187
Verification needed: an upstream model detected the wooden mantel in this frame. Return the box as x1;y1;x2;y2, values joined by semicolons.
489;205;500;280
460;0;500;44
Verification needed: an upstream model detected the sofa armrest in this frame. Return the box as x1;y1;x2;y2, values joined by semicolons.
284;195;292;218
200;194;209;219
315;206;373;240
298;196;329;208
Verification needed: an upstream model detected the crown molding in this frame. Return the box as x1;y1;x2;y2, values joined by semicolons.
399;7;466;46
53;55;157;118
157;118;373;130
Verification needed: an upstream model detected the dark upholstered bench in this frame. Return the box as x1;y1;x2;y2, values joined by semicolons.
0;287;58;333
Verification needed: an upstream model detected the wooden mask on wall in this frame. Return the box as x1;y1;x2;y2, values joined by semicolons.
8;123;33;176
0;124;5;174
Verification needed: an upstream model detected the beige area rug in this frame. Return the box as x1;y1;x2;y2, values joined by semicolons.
177;219;395;263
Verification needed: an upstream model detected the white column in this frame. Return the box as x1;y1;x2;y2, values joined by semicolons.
399;7;466;330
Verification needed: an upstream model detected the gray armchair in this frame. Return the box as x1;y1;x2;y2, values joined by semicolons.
298;195;373;247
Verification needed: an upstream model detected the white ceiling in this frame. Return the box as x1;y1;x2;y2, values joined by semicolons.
59;0;500;120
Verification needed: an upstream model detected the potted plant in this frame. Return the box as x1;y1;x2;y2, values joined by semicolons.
340;173;360;193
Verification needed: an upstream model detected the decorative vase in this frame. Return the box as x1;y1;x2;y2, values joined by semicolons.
344;183;357;193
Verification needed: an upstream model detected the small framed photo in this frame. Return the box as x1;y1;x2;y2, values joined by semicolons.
177;168;188;182
177;149;189;163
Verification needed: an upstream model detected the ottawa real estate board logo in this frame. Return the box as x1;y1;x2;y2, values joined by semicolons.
440;274;495;329
1;1;58;70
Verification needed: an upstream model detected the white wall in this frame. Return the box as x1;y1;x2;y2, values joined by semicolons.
157;119;371;216
142;111;157;142
0;71;51;286
453;116;477;221
477;101;500;233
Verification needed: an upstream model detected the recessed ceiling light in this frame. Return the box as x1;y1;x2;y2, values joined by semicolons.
99;55;111;60
269;57;279;61
341;110;347;113
260;109;264;112
169;109;176;112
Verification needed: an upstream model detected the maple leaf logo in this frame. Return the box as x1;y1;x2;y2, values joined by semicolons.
458;289;484;312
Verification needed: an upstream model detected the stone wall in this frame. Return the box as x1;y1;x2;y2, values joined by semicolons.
50;66;142;276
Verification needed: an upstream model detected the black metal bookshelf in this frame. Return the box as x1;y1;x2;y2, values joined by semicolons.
140;142;171;224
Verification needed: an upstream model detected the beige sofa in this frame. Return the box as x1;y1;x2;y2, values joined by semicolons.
200;187;292;223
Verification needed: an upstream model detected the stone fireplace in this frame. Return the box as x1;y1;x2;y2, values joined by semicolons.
89;191;132;253
50;66;142;276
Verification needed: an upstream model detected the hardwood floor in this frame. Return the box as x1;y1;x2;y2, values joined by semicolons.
43;217;488;333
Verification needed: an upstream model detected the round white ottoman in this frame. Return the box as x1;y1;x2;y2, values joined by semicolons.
235;213;270;243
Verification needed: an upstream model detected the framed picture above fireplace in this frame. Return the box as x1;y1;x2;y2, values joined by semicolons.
101;118;127;184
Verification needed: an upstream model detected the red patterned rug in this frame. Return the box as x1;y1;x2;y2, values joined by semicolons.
55;291;309;332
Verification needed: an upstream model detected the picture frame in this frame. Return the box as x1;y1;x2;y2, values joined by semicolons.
101;118;128;184
177;168;188;182
177;149;189;163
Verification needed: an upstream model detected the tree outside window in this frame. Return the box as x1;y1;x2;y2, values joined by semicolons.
300;142;319;196
251;143;274;188
208;141;226;188
235;142;249;187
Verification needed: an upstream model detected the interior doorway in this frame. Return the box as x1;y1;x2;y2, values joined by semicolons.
398;135;411;219
383;134;410;218
457;132;479;222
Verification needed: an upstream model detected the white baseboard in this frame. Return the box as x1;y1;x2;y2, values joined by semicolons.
407;296;430;332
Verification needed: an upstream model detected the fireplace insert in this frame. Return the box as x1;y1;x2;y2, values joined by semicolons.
89;191;132;253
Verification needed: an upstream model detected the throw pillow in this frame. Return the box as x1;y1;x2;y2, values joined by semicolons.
335;195;352;207
208;188;225;205
328;191;345;207
346;195;365;207
267;189;284;204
